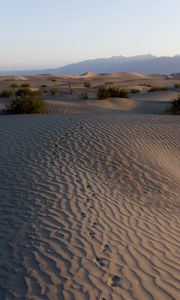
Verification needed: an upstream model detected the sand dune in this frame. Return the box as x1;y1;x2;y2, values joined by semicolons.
0;114;179;300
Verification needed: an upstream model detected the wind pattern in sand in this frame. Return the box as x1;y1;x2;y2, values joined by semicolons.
0;114;179;300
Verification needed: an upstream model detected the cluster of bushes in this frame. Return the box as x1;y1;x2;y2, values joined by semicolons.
20;83;31;88
7;95;45;114
15;88;43;97
1;87;45;114
0;89;14;98
10;83;19;88
10;82;31;88
97;87;129;99
174;83;180;88
130;88;141;94
0;87;43;98
148;86;168;92
80;92;89;99
139;83;152;87
5;88;45;114
50;87;60;95
84;82;91;88
105;81;113;86
165;95;180;115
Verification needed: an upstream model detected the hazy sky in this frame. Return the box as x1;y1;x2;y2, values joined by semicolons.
1;0;180;70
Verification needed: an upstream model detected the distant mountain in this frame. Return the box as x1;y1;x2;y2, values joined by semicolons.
1;54;180;76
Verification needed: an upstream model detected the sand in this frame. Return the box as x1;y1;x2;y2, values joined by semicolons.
0;112;179;300
1;72;180;115
0;72;180;299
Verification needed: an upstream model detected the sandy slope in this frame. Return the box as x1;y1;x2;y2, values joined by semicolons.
0;113;179;300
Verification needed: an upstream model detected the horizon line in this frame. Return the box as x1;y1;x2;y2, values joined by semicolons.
1;53;180;73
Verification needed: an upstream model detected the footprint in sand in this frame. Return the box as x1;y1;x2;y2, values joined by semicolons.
86;183;91;189
92;222;97;228
102;244;111;254
88;205;94;210
81;212;86;219
89;231;95;239
95;256;107;268
107;275;121;287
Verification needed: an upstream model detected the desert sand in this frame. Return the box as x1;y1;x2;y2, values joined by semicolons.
0;73;180;300
0;72;180;114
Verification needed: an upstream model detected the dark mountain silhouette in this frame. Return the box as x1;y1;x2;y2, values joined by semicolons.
1;54;180;76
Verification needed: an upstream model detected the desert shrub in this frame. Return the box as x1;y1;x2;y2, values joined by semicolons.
20;83;31;88
109;87;128;97
84;82;91;88
105;82;113;85
69;88;74;94
40;84;47;88
148;86;168;92
7;95;45;114
130;88;140;94
0;89;14;98
10;83;19;88
139;83;152;87
97;87;128;99
15;88;43;97
165;95;180;115
174;83;180;88
52;79;56;82
32;90;44;97
97;87;110;99
80;92;89;99
50;87;60;95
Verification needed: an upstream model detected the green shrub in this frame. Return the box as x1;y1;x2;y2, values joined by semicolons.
80;92;89;99
69;88;74;94
15;88;43;97
7;95;45;114
0;89;14;98
84;82;91;88
10;83;19;88
148;86;168;92
97;87;129;99
105;82;113;85
20;83;31;88
50;87;60;95
130;88;141;94
97;87;110;99
174;83;180;88
165;95;180;115
139;83;152;87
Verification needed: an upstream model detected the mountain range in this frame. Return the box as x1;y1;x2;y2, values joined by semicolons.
1;54;180;76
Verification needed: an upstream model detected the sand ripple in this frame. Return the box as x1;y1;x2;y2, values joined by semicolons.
0;114;179;300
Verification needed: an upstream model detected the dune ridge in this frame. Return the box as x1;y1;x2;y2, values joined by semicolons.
0;114;179;300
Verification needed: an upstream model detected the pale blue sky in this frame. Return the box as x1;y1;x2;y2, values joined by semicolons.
1;0;180;70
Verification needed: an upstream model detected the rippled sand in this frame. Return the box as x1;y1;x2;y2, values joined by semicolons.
0;113;179;300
